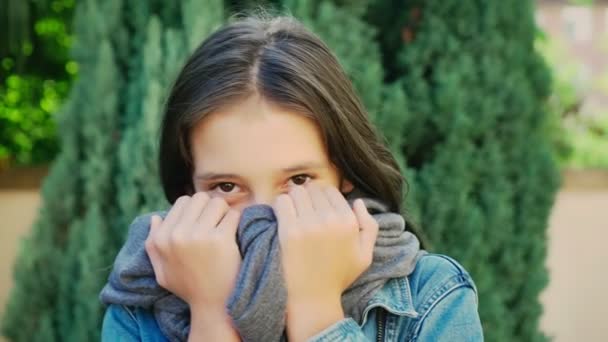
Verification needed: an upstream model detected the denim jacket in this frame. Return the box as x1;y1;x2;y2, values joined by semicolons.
101;253;483;341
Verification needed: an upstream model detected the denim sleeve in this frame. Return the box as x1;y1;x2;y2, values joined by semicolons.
101;304;141;341
306;317;368;342
414;286;483;341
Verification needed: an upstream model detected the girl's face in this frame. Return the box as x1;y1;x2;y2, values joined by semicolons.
190;95;353;212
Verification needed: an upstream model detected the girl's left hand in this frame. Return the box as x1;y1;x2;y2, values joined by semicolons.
272;183;379;339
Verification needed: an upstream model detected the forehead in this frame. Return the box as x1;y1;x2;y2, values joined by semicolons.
190;96;330;173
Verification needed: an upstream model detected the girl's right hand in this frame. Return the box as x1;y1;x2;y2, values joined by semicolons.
144;192;242;309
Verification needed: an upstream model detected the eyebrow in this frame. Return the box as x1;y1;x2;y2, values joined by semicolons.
194;162;327;181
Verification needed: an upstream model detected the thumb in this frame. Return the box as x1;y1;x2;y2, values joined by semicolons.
147;214;163;241
150;214;163;230
146;215;166;284
353;199;379;264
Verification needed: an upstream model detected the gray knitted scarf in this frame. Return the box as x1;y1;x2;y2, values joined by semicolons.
99;190;424;341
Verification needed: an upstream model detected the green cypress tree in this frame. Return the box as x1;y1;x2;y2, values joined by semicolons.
283;0;384;120
0;0;95;335
365;1;560;341
57;37;121;340
54;0;124;339
116;1;225;236
2;0;225;340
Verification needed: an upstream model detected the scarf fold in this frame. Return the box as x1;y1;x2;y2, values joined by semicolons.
99;190;424;341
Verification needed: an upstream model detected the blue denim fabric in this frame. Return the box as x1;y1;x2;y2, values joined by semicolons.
101;253;483;341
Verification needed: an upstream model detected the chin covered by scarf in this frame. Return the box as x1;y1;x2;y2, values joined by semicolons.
99;189;424;341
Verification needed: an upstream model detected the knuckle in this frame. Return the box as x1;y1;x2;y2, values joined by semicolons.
192;191;209;201
321;211;338;224
177;195;191;202
170;230;189;246
156;239;170;252
175;195;191;205
144;237;155;252
209;196;228;209
290;185;304;196
148;234;163;249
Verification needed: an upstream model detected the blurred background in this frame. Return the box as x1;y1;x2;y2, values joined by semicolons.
0;0;606;341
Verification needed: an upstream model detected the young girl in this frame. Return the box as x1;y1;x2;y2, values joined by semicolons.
100;13;483;342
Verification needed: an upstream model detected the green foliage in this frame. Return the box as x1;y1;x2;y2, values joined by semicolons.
3;0;123;339
0;0;74;72
280;0;426;241
1;1;226;340
0;0;75;166
536;29;608;169
0;75;67;164
563;115;608;168
569;0;594;5
116;0;225;233
366;1;560;341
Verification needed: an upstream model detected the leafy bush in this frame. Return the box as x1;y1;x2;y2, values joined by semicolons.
0;0;75;166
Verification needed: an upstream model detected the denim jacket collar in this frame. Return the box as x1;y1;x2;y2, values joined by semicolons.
360;276;419;326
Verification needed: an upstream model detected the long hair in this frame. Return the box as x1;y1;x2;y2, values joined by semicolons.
158;12;424;242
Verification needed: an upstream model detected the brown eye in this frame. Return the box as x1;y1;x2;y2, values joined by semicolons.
217;183;236;193
208;182;243;198
290;174;311;186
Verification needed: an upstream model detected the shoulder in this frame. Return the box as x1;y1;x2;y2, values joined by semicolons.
409;252;478;298
403;253;483;340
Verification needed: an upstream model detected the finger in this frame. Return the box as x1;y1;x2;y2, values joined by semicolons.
163;195;190;228
273;194;297;237
147;246;166;287
149;214;163;235
146;215;166;284
325;186;352;215
306;183;332;213
289;185;314;218
150;213;171;258
216;208;241;238
145;240;163;274
353;199;379;257
180;191;210;224
196;197;230;231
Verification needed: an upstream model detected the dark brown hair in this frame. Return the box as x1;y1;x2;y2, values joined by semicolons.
159;12;420;238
